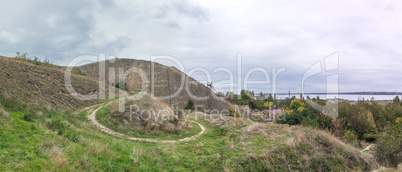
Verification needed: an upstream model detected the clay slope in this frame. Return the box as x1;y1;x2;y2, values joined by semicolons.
0;56;104;110
77;58;233;111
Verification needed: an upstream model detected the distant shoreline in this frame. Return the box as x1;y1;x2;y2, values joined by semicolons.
271;92;402;95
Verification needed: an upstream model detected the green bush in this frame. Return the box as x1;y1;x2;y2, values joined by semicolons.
346;108;376;139
184;99;194;110
229;107;241;117
22;111;35;122
115;81;126;90
290;99;304;111
375;119;402;167
342;130;358;146
71;67;86;76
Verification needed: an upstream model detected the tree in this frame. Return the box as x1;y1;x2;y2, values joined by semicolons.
375;119;401;167
241;89;253;101
393;96;400;106
345;107;376;139
263;102;273;110
268;94;273;102
233;94;239;102
259;92;264;100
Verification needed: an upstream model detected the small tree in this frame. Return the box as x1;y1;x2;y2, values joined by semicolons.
393;96;400;106
290;99;304;111
342;130;358;146
259;92;264;100
229;107;241;117
375;119;401;167
241;89;253;102
184;99;194;110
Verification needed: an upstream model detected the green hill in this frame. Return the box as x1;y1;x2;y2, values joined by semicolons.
0;55;390;171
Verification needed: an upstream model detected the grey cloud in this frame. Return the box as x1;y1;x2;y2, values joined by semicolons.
0;0;401;93
171;0;210;21
165;21;182;29
0;0;121;64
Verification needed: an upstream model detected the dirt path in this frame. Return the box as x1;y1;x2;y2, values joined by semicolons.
361;144;374;153
86;101;206;143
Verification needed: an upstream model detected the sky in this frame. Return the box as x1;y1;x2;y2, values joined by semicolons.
0;0;401;94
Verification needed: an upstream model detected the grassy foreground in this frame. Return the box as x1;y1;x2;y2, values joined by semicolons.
0;100;383;171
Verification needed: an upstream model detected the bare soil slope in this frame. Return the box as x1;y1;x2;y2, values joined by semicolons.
0;56;102;110
77;59;233;111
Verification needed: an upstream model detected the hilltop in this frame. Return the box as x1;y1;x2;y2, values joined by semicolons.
76;58;233;111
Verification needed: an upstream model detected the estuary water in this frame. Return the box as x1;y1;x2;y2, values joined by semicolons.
273;94;401;101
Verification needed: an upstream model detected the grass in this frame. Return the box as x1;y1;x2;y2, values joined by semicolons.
0;101;383;171
0;55;394;171
96;106;202;140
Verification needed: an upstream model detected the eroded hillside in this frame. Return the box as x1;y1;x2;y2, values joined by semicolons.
77;59;233;111
0;56;103;110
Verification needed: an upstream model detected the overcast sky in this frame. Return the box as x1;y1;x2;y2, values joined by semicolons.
1;0;401;94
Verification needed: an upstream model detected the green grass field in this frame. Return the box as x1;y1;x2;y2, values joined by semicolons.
0;100;383;171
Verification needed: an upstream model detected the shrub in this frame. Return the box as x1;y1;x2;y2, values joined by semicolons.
184;99;194;110
14;52;54;67
71;67;86;76
375;120;402;167
342;130;358;146
115;81;126;90
22;111;35;122
229;107;241;117
301;116;319;128
331;119;344;137
290;99;304;111
346;108;376;139
278;109;303;125
47;118;68;135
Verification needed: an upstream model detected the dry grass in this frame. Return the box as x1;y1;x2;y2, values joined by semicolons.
48;146;68;167
80;137;109;157
100;93;191;136
0;109;10;118
201;116;380;171
130;146;143;164
0;56;112;111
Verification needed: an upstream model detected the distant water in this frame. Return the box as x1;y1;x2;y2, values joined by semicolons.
273;94;401;101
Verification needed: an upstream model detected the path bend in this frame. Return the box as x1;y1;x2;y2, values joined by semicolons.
86;102;206;143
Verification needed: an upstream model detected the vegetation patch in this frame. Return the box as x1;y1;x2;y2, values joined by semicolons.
95;95;201;140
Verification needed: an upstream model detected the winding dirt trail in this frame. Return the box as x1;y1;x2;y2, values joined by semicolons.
86;101;206;143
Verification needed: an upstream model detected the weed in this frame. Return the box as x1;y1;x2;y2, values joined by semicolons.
47;118;68;135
